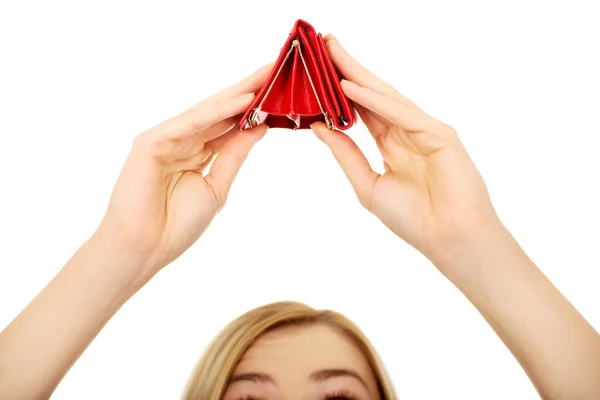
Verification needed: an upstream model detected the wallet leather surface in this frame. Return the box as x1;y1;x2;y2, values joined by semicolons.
239;19;355;131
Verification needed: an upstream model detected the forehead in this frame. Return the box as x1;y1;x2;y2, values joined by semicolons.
233;324;379;391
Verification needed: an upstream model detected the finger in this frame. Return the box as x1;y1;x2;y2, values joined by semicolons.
342;80;434;132
204;124;268;209
354;102;390;139
198;115;238;142
171;118;240;172
167;117;259;173
311;122;380;210
152;93;255;141
195;111;251;145
214;62;275;101
325;38;413;105
323;33;338;43
204;121;241;153
191;124;245;175
144;63;274;143
196;152;217;175
189;62;274;137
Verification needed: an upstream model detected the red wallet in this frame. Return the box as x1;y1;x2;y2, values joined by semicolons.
239;19;355;131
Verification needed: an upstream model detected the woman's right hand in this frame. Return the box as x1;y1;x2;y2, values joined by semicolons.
0;65;273;400
311;35;503;272
96;65;271;280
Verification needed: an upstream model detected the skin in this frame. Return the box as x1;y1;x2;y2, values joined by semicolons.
315;35;600;399
0;32;599;400
0;63;274;400
223;325;380;400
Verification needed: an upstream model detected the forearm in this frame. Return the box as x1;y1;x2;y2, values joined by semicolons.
0;232;150;400
436;226;600;399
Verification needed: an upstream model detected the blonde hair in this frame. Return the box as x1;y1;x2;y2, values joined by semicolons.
182;301;397;399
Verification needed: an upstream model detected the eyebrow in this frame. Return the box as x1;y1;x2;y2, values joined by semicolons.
229;368;369;389
229;372;274;384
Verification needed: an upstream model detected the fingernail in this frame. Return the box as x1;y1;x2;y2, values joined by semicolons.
341;79;357;88
325;33;338;42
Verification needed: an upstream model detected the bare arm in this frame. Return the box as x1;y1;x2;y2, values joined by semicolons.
0;233;147;400
0;64;271;400
315;34;600;398
438;226;600;399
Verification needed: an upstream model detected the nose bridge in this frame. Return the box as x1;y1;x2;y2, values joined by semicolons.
282;392;311;400
278;376;313;400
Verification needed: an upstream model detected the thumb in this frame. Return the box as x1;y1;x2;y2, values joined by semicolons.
311;122;380;209
205;124;268;209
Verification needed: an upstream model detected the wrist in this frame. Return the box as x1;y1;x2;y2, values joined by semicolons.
85;227;157;293
427;221;521;285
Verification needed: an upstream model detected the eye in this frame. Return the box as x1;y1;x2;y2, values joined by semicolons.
235;396;264;400
324;389;361;400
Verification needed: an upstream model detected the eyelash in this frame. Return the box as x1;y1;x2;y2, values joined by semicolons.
324;389;361;400
235;390;360;400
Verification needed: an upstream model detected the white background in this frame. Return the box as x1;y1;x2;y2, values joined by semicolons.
1;1;599;399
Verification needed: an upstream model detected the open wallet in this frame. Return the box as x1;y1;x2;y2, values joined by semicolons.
239;19;355;131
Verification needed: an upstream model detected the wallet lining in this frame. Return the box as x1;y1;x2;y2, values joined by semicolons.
248;39;333;130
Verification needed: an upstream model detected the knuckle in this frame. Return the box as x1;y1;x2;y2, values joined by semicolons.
356;185;374;211
441;122;457;136
213;188;228;211
204;177;225;211
439;122;461;143
132;131;161;157
357;194;370;210
218;195;228;210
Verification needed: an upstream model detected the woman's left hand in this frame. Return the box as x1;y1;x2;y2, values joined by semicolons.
311;36;499;270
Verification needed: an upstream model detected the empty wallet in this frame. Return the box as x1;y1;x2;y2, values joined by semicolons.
239;19;355;131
